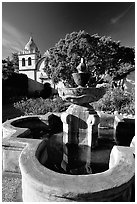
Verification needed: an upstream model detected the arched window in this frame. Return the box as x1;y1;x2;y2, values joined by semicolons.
22;58;25;66
28;57;31;66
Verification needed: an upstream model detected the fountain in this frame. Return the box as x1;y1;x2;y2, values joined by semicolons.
59;58;105;174
2;58;135;201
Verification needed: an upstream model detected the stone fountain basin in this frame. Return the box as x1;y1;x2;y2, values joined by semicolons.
2;113;135;201
2;113;135;174
58;86;106;104
19;139;135;202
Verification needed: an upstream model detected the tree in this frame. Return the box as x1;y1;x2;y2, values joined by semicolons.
44;30;135;87
2;52;19;79
2;56;14;79
11;52;19;72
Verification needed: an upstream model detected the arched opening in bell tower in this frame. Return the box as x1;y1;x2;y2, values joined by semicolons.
22;58;25;66
28;57;32;66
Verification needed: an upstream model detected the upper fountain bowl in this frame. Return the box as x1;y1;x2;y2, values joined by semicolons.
72;73;90;87
72;57;90;87
58;86;106;105
58;57;106;104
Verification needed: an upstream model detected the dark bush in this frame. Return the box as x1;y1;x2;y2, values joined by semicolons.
40;83;52;99
4;73;28;91
2;73;28;104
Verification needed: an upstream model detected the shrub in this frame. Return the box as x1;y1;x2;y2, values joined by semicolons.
14;96;70;115
14;88;135;116
2;73;28;104
40;83;52;99
4;73;28;91
92;87;135;115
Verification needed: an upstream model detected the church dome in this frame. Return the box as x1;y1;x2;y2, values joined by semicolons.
24;36;38;53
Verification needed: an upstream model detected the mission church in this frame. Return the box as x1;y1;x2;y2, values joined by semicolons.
18;36;56;94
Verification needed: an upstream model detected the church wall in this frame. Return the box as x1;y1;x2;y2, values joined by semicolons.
36;71;51;84
36;58;47;83
36;71;44;83
19;70;35;81
36;59;55;88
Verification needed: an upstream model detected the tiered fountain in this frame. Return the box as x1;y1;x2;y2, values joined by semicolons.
59;58;105;174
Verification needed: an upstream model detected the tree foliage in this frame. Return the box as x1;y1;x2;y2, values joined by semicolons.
11;53;19;70
2;53;19;79
44;30;134;87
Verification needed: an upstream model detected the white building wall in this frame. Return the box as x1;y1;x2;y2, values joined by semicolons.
36;58;47;83
19;70;35;81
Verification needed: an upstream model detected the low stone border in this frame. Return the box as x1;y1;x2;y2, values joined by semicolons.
2;115;49;173
19;141;135;202
130;136;135;155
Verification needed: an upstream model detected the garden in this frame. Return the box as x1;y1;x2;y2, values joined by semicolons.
13;85;134;117
2;30;135;120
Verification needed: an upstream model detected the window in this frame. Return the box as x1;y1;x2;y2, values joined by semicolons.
28;57;31;66
22;58;25;66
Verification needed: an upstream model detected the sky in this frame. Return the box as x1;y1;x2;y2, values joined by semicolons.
2;1;135;59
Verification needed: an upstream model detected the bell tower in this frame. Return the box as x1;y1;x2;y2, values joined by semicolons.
18;36;41;80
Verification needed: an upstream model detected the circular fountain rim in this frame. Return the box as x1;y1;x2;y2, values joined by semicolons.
19;139;135;195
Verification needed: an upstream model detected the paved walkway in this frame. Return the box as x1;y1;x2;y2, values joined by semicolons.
2;172;22;202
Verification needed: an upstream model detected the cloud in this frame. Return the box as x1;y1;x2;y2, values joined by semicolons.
110;4;134;24
2;20;26;55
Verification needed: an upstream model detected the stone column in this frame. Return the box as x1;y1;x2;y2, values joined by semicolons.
61;103;100;174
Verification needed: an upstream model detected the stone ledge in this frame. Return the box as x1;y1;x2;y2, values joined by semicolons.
2;115;48;173
19;140;135;202
2;113;63;173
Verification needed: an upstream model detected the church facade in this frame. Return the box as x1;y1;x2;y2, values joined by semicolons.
18;36;53;93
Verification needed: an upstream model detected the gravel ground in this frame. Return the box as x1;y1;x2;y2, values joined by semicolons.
2;172;22;202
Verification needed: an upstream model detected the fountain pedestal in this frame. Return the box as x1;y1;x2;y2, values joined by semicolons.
61;104;100;148
61;103;100;174
59;58;106;174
